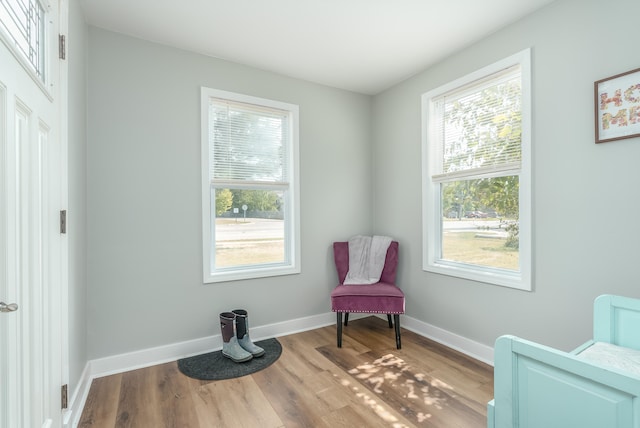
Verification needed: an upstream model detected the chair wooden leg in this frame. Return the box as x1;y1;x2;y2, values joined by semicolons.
337;312;343;348
344;312;349;326
394;314;401;349
387;314;393;328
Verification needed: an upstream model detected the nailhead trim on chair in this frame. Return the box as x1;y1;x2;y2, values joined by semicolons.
332;310;404;314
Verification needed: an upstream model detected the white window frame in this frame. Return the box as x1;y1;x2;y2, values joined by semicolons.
201;87;300;283
421;49;532;291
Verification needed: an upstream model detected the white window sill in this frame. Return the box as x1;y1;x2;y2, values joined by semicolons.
423;261;531;291
204;265;301;284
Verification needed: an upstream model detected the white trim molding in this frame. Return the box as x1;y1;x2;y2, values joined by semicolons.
400;315;494;366
63;363;91;428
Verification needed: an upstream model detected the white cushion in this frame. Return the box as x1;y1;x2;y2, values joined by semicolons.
578;342;640;376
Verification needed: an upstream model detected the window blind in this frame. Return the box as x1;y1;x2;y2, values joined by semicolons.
209;98;290;185
431;65;522;183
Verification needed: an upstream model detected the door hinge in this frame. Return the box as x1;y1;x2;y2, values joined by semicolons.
59;34;66;60
60;210;67;234
61;384;68;409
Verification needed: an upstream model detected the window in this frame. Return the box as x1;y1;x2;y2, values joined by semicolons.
201;88;300;283
422;49;531;290
0;0;46;81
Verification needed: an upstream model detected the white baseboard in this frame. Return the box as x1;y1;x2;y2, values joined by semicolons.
401;315;494;366
63;362;91;428
65;311;493;427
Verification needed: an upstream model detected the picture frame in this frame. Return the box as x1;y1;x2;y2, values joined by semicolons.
594;67;640;144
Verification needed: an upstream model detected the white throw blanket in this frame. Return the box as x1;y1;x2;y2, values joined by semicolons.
344;235;392;284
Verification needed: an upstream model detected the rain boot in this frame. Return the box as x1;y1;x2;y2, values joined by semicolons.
220;312;253;363
232;309;265;357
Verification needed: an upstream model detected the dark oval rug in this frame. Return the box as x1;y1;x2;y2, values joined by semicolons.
177;338;282;381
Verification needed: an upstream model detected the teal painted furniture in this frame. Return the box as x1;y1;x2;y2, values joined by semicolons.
488;295;640;428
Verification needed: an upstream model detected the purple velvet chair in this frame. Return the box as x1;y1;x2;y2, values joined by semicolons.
330;241;405;349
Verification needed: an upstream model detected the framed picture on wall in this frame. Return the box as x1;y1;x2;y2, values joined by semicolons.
594;67;640;143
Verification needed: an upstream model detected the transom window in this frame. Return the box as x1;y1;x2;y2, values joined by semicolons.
422;49;532;290
201;87;300;283
0;0;46;80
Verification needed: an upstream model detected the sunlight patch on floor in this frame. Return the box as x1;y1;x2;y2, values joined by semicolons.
329;352;462;426
334;373;410;427
347;353;456;419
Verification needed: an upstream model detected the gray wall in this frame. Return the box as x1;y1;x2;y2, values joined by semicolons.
86;28;373;359
85;0;640;362
372;0;640;351
67;0;88;398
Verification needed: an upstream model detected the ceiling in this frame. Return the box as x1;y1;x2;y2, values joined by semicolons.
80;0;556;95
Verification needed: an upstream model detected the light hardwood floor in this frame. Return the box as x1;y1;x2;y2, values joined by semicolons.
79;316;494;427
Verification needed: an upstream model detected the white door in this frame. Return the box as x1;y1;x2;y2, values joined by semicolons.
0;0;64;427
